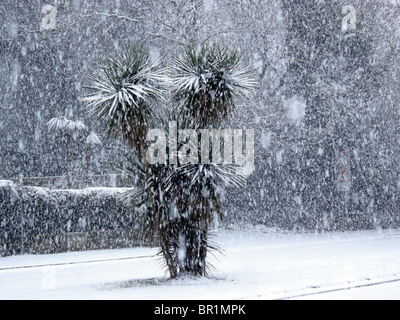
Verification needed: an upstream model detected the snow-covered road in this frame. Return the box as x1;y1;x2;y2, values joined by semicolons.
1;228;400;300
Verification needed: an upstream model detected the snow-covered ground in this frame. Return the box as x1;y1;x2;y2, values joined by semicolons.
1;227;400;300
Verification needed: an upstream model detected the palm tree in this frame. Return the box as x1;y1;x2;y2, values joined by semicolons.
47;117;87;188
84;131;102;184
83;44;255;279
161;44;256;277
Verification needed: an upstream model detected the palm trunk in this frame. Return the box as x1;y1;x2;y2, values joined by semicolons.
141;144;179;279
62;142;71;189
70;138;75;189
172;218;208;277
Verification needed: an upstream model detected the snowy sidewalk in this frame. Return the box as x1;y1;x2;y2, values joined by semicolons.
0;228;400;300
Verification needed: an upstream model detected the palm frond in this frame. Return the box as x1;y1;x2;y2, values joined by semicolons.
47;117;87;133
82;45;163;148
166;44;257;128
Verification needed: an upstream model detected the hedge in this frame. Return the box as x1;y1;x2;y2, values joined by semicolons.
0;181;147;257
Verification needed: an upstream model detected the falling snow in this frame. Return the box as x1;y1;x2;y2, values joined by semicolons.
1;0;400;300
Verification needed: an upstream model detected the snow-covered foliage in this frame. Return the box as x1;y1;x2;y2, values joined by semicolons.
82;45;162;149
86;131;102;146
0;181;143;257
83;47;161;118
167;45;256;127
47;117;86;134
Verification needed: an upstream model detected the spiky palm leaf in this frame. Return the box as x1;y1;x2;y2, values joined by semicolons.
82;45;162;149
168;44;256;128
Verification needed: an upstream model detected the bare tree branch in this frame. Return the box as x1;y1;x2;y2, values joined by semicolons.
81;10;141;23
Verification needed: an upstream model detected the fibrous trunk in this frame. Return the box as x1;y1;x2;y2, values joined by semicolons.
160;217;208;278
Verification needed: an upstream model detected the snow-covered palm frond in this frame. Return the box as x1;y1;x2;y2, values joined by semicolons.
82;45;163;148
163;162;245;227
83;64;161;119
47;117;87;133
224;62;257;99
211;164;246;188
167;44;257;127
165;163;244;192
